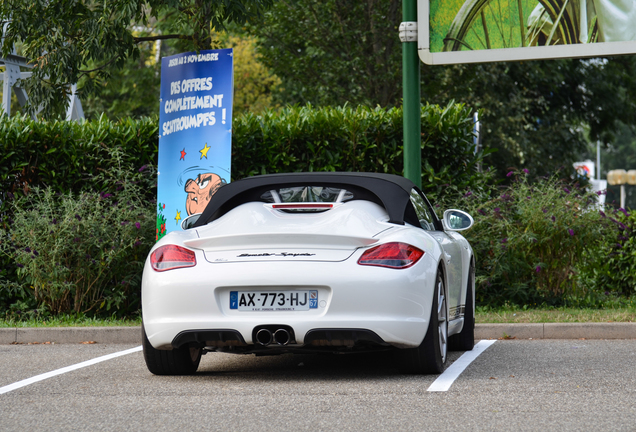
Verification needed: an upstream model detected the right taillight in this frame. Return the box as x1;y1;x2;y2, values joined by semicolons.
357;242;424;269
150;245;196;272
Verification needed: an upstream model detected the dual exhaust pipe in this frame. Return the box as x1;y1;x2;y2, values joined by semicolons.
256;328;291;346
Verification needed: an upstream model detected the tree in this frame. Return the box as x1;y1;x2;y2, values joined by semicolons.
223;34;281;116
81;40;162;120
0;0;274;118
249;1;636;178
426;58;636;178
80;29;280;120
247;0;402;107
246;0;636;178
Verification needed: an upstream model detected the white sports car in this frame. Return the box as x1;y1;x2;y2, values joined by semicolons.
141;172;475;375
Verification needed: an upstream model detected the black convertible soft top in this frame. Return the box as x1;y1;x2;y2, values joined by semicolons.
193;172;431;228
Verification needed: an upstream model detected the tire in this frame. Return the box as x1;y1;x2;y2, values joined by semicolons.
449;263;475;351
142;324;202;375
398;270;448;374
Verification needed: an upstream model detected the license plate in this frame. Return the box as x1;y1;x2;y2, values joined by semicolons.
230;290;318;311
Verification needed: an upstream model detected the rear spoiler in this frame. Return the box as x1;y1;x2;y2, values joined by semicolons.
184;233;378;251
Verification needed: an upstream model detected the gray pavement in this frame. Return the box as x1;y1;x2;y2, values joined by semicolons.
1;339;635;431
0;322;635;344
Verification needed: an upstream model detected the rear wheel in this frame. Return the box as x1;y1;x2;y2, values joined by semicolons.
449;263;475;351
142;324;202;375
398;270;448;374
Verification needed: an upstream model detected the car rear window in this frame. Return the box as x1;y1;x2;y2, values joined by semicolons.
260;186;353;204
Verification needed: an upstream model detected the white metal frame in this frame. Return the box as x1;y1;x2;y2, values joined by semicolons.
417;0;636;65
1;22;84;120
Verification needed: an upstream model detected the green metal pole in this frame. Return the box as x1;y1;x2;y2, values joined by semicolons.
402;0;421;188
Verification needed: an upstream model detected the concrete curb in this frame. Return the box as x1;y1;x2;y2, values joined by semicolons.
475;323;636;340
0;327;141;345
1;323;635;345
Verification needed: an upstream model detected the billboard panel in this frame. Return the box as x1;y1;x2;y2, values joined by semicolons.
418;0;636;64
157;49;233;240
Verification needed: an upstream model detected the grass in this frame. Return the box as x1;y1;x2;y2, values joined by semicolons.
0;314;142;328
475;294;636;323
476;307;636;323
1;306;635;327
3;294;636;327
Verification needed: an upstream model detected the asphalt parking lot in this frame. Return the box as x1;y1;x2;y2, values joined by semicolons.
1;338;635;431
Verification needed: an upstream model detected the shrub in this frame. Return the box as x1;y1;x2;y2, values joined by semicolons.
1;104;488;208
0;104;488;316
0;149;155;317
232;103;492;202
453;171;610;306
0;114;158;208
585;207;636;298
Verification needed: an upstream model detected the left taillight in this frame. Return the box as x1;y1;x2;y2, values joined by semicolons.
357;242;424;269
150;245;196;272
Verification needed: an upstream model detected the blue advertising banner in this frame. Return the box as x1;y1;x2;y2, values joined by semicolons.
157;49;233;240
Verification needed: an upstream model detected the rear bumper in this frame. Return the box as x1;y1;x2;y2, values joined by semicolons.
142;255;438;350
170;327;389;353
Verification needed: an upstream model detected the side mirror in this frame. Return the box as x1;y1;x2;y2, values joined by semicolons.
181;213;201;230
443;209;474;231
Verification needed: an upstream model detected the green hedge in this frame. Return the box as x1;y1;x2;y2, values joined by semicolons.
0;116;158;210
2;106;630;315
233;104;491;201
1;103;488;317
1;103;488;212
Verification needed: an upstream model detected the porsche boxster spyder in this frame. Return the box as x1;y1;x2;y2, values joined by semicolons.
141;172;475;375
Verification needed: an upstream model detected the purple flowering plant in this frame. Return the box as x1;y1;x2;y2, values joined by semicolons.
447;169;611;304
0;150;156;316
590;205;636;297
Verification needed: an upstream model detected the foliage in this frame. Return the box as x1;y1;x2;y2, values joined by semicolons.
427;58;636;179
81;43;162;121
453;171;610;306
81;30;281;120
585;207;636;298
247;0;402;107
0;116;158;316
0;103;486;316
247;3;636;180
0;115;158;211
419;104;495;201
0;0;275;118
0;272;32;319
232;103;492;202
0;149;156;317
6;0;636;188
2;111;636;315
224;34;281;116
0;103;484;211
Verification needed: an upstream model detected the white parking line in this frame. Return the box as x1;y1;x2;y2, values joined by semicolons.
427;340;497;392
0;345;142;395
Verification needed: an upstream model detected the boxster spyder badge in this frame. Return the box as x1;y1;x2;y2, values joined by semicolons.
236;252;316;257
142;172;475;375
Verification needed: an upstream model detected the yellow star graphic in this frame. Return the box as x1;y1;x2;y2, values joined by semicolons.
175;210;182;224
199;143;211;159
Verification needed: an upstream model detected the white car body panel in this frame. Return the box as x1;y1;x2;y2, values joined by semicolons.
142;173;474;360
